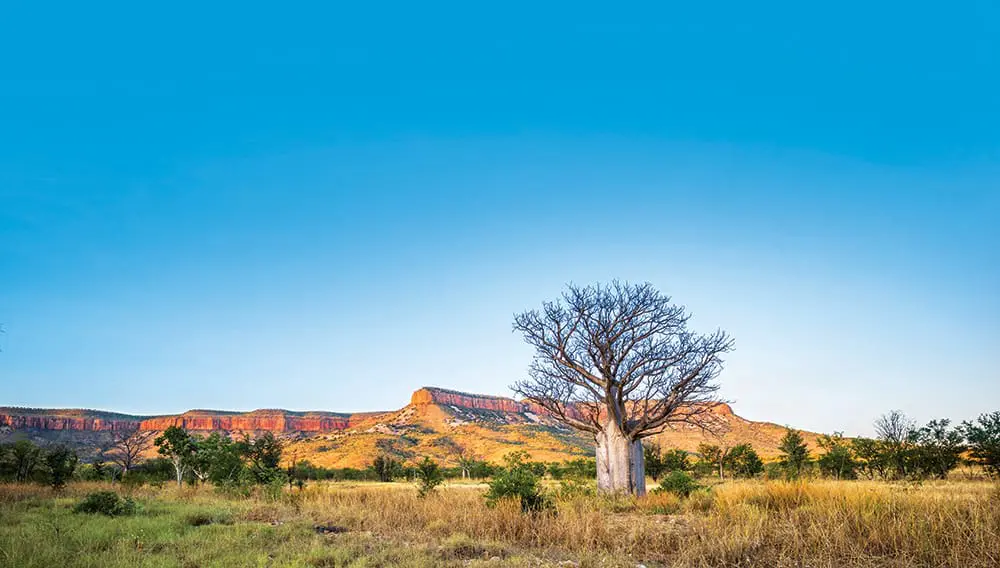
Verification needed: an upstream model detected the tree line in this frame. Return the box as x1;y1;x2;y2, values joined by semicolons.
3;409;996;493
642;410;1000;482
0;440;78;488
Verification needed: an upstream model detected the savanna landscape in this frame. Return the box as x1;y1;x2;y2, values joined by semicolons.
2;284;999;567
3;4;998;566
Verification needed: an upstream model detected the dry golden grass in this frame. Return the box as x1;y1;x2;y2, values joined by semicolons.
276;479;999;567
2;479;998;567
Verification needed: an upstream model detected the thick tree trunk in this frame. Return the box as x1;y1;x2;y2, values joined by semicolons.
595;424;646;496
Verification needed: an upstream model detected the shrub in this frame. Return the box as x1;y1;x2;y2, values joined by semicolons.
817;433;858;480
962;412;1000;478
184;509;233;526
778;428;811;479
44;445;78;489
764;462;785;480
662;449;691;473
725;443;764;478
73;491;137;516
657;470;701;498
371;455;402;482
485;452;552;513
415;457;444;498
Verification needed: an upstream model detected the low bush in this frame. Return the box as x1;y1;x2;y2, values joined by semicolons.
415;457;444;498
657;470;702;498
484;452;552;513
184;509;234;526
72;491;137;516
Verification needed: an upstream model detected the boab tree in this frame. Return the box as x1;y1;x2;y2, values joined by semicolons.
512;281;732;495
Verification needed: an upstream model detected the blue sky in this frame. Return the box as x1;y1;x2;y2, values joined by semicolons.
1;1;998;436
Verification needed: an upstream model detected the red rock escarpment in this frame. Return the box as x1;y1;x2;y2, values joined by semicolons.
2;389;735;435
408;387;731;421
411;387;527;413
0;414;141;432
0;410;355;434
138;413;352;432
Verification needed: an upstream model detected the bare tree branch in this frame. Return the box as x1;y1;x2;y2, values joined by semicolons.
107;427;155;476
512;281;734;440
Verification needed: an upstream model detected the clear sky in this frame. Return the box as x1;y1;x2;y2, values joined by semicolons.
1;1;998;436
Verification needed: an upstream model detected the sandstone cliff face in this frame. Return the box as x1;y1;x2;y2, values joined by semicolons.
1;410;353;434
2;389;735;435
137;413;351;432
0;414;141;432
410;387;527;413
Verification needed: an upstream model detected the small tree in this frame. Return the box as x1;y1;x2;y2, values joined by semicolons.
962;411;1000;478
456;451;477;480
512;282;733;495
10;440;42;483
44;445;78;489
285;450;306;490
817;433;857;480
696;443;723;479
658;470;701;497
415;457;445;497
725;443;763;478
778;428;810;479
0;443;8;480
238;432;284;484
155;426;196;488
108;428;154;478
372;455;401;482
874;410;916;479
661;448;690;474
643;442;666;481
851;437;888;480
911;419;964;479
485;452;550;513
190;432;245;485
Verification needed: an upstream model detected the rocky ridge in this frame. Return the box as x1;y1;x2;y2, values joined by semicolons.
2;387;819;466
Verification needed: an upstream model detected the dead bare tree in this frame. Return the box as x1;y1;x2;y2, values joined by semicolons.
108;427;155;478
874;410;917;478
512;281;733;495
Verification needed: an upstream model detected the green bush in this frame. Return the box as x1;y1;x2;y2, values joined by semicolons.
485;452;552;513
657;470;701;498
72;491;137;516
415;457;444;498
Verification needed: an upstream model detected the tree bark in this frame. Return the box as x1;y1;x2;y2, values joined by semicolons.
595;423;646;496
172;457;184;488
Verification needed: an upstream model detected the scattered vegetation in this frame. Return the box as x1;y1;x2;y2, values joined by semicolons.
372;454;403;482
415;456;444;497
3;477;998;567
72;490;137;516
485;451;552;513
777;427;811;479
656;470;702;497
4;407;1000;566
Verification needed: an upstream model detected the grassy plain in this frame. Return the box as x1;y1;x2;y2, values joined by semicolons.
1;478;998;567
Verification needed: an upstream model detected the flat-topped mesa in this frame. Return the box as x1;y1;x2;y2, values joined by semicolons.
138;410;353;433
410;387;526;414
0;414;142;432
0;407;355;434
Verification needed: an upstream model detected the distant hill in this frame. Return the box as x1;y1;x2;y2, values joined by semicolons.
1;387;824;466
